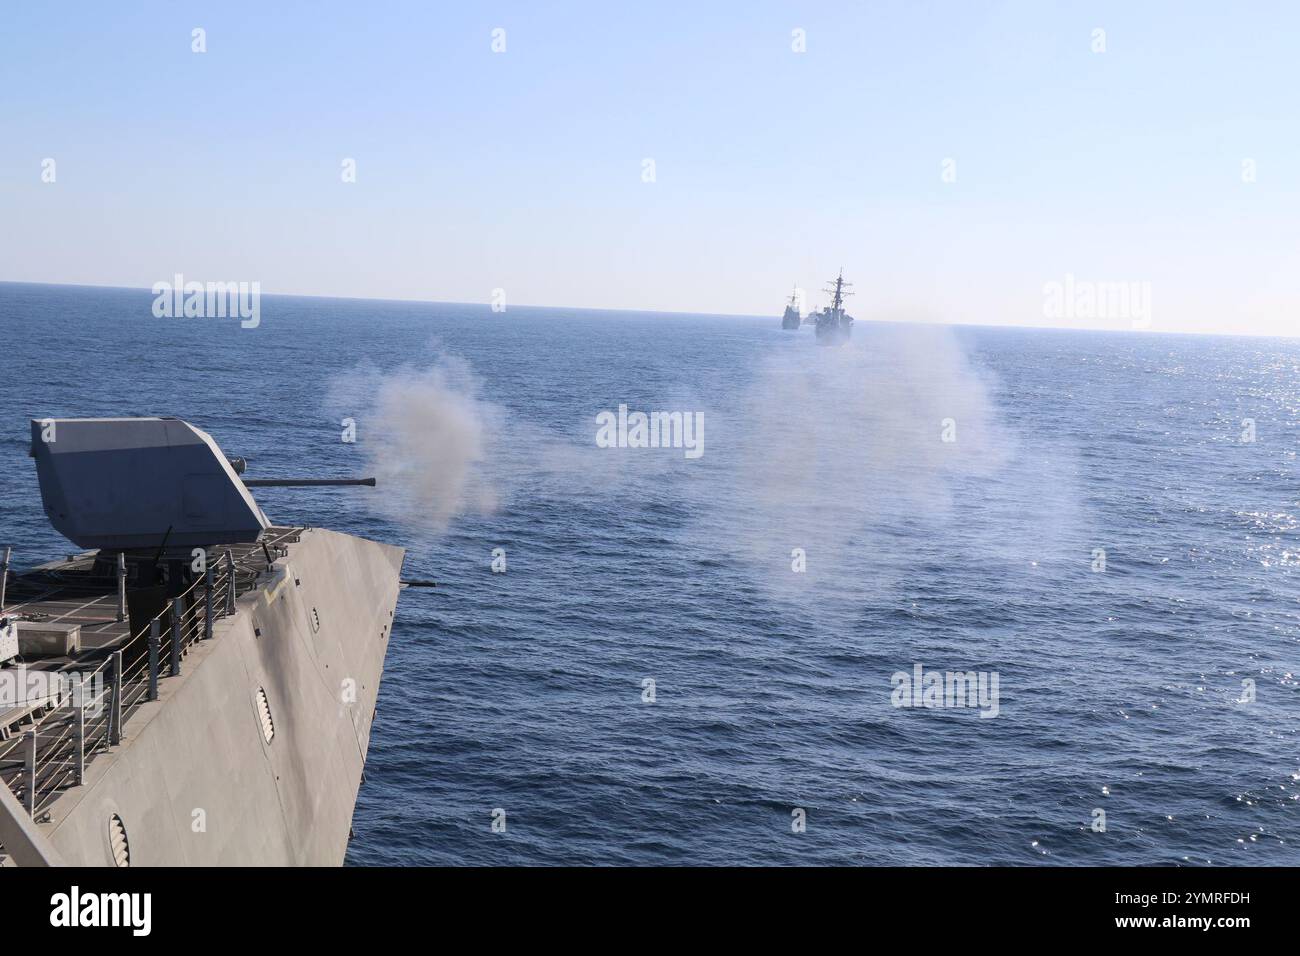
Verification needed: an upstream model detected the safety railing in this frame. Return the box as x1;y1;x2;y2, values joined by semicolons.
0;530;304;819
0;567;224;817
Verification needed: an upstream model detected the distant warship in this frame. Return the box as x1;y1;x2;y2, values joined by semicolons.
780;287;801;330
812;271;855;345
0;417;411;866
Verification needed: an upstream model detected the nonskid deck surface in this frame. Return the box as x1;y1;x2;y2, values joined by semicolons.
0;527;306;858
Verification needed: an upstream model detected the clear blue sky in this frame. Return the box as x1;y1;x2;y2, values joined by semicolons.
2;1;1298;335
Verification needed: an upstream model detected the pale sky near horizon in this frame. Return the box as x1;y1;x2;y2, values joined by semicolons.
2;1;1299;336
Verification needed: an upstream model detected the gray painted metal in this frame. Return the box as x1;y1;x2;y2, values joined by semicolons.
23;733;34;815
41;528;402;865
15;621;81;656
115;551;126;622
110;651;123;746
170;599;181;677
29;418;270;550
224;550;236;614
5;417;405;866
74;680;85;786
148;621;160;702
243;477;376;487
0;774;64;866
204;563;215;641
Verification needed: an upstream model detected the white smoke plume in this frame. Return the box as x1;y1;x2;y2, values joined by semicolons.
692;322;1020;605
324;324;1077;607
328;355;503;531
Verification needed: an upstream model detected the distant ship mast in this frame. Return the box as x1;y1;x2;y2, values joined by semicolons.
781;270;857;341
780;284;802;330
814;269;856;345
823;270;853;314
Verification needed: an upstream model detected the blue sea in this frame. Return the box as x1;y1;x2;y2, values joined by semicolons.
1;281;1296;866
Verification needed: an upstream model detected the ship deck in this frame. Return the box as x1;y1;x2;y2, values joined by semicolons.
0;528;303;676
0;527;305;863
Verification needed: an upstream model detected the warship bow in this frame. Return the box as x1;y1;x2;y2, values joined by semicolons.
0;417;404;866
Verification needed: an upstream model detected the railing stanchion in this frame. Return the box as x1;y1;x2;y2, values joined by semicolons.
116;551;127;623
110;650;123;745
23;731;35;817
204;560;215;640
74;676;86;785
224;550;236;614
170;598;182;675
0;545;10;611
148;620;160;701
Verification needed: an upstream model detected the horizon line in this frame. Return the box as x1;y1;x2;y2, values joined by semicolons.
1;278;1294;341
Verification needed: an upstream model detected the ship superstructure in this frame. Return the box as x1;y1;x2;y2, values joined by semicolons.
780;287;802;330
0;417;403;866
812;271;855;345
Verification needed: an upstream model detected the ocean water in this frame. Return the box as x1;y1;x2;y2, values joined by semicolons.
0;281;1296;866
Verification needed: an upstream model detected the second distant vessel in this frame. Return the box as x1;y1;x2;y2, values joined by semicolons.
780;287;802;330
811;271;855;345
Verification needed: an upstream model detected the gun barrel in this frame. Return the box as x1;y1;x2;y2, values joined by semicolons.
242;478;376;487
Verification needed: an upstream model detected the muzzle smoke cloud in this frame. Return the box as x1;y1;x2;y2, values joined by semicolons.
692;322;1016;603
325;324;1071;614
328;355;503;531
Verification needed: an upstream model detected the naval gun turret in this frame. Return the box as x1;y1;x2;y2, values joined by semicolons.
27;416;379;623
28;417;374;552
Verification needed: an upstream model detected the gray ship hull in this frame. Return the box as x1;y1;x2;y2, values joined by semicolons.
1;528;403;866
814;313;853;345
